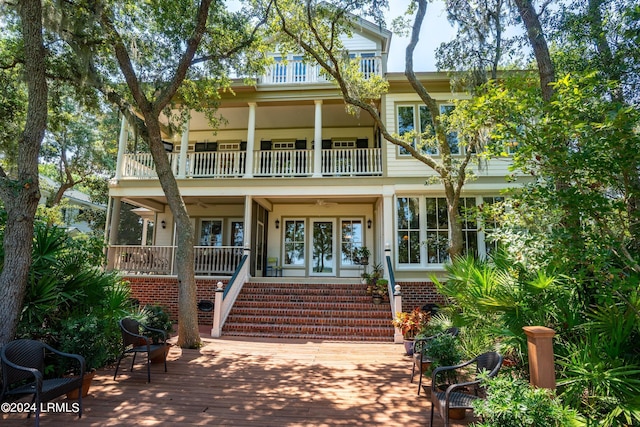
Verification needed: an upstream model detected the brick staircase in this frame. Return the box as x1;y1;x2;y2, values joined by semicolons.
221;281;395;341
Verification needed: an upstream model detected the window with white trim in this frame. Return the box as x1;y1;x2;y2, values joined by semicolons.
284;219;305;266
481;196;505;256
397;197;420;264
396;103;459;156
396;196;498;266
340;219;363;266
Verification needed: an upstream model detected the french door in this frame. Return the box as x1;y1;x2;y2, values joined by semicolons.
309;219;336;276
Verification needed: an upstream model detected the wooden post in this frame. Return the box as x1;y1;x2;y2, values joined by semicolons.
523;326;556;389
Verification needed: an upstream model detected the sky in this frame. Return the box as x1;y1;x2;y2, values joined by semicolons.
385;0;456;72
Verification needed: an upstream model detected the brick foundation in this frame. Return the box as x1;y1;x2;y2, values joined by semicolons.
125;277;446;326
396;281;447;312
125;276;228;326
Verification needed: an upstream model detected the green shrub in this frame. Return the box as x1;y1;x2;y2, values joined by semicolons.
14;221;133;373
425;333;463;382
472;373;581;427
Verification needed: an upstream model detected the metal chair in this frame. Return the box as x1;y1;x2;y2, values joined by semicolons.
1;339;85;427
114;318;168;383
429;351;503;427
411;327;459;395
266;257;283;277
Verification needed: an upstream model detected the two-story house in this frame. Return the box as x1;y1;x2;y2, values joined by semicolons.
105;18;514;340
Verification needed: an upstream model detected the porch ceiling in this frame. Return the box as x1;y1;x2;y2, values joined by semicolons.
123;195;379;212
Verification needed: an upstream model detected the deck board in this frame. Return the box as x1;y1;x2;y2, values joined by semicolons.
2;336;475;426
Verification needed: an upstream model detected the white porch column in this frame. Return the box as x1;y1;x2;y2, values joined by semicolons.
312;100;323;177
243;195;252;273
115;116;128;180
382;187;394;265
141;219;149;246
178;118;190;178
244;102;256;178
107;197;122;269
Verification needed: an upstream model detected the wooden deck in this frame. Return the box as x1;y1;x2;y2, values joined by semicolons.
2;335;476;426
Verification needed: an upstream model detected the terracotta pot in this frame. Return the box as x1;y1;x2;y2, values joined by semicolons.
66;369;96;399
150;343;171;363
449;408;466;419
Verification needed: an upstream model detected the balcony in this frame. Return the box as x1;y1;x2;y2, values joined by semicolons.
259;56;382;85
120;147;382;179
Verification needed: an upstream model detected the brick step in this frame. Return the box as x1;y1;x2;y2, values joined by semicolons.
244;282;365;290
234;293;378;303
222;323;394;339
222;281;395;341
231;300;389;311
221;331;394;342
228;307;391;318
225;314;392;327
239;286;370;296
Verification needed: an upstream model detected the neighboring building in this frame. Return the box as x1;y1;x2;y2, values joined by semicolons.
40;175;106;235
105;19;517;337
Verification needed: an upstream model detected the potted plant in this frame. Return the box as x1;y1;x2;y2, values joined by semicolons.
140;304;174;362
392;308;430;355
424;332;463;382
57;314;111;398
357;246;371;265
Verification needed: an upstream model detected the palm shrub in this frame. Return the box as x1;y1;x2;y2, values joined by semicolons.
432;250;575;370
556;288;640;426
12;221;133;372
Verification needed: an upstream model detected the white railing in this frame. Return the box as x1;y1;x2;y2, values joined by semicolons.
109;245;243;276
123;153;157;178
262;61;327;84
121;148;382;178
122;153;181;178
189;151;246;177
260;57;381;85
194;246;244;275
253;149;313;176
112;245;174;274
322;148;382;175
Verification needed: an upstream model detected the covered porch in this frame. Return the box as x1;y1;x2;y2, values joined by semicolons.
105;190;395;279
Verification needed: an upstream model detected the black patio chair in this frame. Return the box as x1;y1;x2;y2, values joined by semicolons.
429;351;503;427
0;339;85;427
410;326;459;395
114;318;168;383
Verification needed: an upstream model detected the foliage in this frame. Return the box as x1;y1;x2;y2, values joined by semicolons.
56;315;113;373
472;373;581;427
424;332;463;380
432;250;571;363
392;307;430;339
138;304;174;344
9;218;133;371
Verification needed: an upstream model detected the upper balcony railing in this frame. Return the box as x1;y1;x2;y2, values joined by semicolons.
121;147;383;179
259;57;382;85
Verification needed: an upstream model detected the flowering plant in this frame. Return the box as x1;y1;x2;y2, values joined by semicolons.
392;307;430;339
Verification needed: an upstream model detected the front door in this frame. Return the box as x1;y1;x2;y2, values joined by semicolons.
309;219;336;276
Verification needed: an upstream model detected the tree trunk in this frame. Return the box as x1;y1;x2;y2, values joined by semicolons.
143;116;201;348
0;0;48;345
513;0;555;102
444;183;464;258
